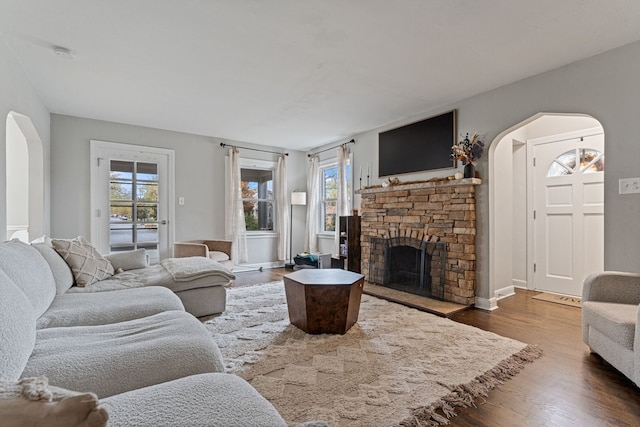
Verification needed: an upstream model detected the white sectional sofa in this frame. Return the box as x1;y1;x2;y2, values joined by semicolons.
36;236;235;318
0;239;287;426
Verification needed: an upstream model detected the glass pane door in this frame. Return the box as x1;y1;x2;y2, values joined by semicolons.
109;160;159;259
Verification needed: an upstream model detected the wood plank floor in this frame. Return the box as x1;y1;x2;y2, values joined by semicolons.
230;268;640;426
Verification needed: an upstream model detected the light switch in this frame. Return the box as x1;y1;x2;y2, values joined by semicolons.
178;197;185;205
619;178;640;194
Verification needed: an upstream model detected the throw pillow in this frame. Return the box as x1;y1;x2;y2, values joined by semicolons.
104;249;148;272
51;237;115;287
0;376;108;427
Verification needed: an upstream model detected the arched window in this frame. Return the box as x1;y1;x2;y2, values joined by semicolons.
546;148;604;177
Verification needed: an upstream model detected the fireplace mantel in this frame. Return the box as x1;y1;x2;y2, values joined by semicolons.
359;177;481;305
356;177;481;195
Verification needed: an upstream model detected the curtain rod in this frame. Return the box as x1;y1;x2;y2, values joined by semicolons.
307;139;355;157
220;142;288;156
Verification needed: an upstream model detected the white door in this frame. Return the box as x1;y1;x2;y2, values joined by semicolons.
533;133;604;296
91;141;175;263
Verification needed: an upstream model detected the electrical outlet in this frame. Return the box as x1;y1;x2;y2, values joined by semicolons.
178;197;185;205
619;178;640;194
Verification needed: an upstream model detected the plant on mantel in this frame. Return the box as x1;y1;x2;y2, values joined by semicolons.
452;133;484;165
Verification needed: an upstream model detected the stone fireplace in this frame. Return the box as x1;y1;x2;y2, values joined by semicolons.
359;178;480;305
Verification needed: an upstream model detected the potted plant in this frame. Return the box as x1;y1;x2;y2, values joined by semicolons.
452;133;484;178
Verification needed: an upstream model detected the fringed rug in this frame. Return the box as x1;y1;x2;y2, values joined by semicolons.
205;281;542;426
532;292;581;308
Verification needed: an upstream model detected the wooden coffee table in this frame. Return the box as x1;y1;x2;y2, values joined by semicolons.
283;269;365;334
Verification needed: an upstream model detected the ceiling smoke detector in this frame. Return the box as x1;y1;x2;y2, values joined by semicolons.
53;46;74;60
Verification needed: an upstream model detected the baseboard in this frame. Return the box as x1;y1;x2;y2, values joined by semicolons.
512;279;527;289
495;285;515;300
474;296;498;311
234;261;284;272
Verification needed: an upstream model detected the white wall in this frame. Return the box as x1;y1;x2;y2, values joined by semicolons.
511;139;527;285
5;115;29;237
0;43;51;238
50;114;307;263
312;40;640;303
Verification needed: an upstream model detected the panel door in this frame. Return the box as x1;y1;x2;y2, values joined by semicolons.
533;134;604;296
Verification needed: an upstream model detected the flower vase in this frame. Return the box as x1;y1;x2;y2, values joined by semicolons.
463;163;475;179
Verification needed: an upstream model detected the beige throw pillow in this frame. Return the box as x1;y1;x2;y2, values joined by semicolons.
51;237;114;287
0;376;108;427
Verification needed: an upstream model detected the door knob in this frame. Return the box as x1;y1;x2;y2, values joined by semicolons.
160;220;168;225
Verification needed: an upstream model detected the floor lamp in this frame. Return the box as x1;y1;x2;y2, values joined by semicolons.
285;191;307;270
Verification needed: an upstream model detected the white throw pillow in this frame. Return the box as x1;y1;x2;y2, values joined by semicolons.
209;251;230;263
51;237;114;287
104;249;148;272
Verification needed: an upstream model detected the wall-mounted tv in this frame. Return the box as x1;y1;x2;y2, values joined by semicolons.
378;110;456;177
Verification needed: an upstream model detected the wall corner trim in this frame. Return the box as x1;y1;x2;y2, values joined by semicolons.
474;296;499;311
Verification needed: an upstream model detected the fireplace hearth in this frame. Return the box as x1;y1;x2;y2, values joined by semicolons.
368;237;445;300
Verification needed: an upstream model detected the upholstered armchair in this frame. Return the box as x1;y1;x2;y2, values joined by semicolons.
582;271;640;385
174;240;233;271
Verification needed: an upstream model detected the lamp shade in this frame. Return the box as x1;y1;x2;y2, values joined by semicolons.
291;191;307;206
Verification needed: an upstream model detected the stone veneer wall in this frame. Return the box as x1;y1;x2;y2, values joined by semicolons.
359;178;481;305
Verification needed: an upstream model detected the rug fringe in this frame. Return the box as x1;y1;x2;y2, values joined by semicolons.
399;344;543;427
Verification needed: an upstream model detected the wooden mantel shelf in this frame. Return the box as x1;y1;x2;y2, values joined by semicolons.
355;178;481;195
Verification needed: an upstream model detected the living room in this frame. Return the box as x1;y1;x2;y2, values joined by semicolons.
2;1;640;425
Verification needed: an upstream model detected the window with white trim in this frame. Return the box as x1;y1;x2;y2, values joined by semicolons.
320;160;351;233
241;167;275;231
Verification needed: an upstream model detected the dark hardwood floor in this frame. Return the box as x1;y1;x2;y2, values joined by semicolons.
231;268;640;426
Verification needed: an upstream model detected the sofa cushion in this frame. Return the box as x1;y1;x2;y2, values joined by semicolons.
23;310;224;398
0;239;56;318
209;250;230;263
32;243;75;295
36;286;185;329
0;270;36;381
104;249;148;272
51;237;114;287
66;264;232;294
582;301;637;350
103;373;287;427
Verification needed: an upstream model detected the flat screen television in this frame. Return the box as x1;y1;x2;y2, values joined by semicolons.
378;110;456;177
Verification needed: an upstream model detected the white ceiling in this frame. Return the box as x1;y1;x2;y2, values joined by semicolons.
2;1;640;151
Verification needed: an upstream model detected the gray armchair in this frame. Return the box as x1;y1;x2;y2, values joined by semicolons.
173;240;233;271
582;271;640;385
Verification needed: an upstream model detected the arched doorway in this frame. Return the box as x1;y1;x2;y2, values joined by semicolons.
5;111;44;241
489;113;604;304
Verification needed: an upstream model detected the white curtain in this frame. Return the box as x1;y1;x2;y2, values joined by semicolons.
304;154;320;253
335;144;351;255
275;154;289;261
224;148;248;263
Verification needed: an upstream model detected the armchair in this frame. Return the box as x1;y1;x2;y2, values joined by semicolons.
582;271;640;385
174;240;233;271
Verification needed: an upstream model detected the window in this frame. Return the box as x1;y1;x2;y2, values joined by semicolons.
320;161;351;232
109;160;159;253
547;148;604;177
241;168;274;231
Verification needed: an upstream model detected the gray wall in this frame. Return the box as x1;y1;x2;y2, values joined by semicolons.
317;40;640;302
0;42;51;237
50;114;307;263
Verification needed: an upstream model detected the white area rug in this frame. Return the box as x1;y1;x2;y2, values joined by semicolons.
204;282;541;426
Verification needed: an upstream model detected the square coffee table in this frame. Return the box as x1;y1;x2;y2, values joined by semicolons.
283;269;365;334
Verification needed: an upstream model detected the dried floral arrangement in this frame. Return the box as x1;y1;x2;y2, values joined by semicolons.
452;133;484;165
